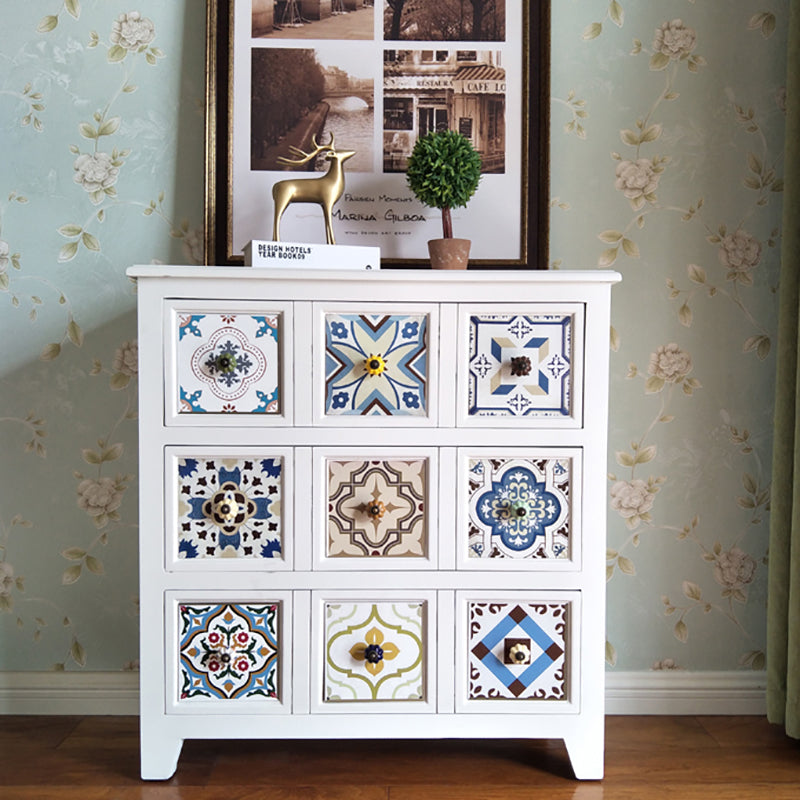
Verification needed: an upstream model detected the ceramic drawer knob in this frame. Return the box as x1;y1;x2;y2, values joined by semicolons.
212;492;240;522
214;352;237;374
508;643;531;664
365;354;387;376
510;501;529;519
509;355;532;377
366;500;386;520
364;643;384;664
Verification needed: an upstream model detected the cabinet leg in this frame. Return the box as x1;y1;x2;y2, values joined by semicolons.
140;731;184;780
563;732;604;780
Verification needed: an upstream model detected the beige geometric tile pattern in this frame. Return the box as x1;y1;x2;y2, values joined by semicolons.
327;458;427;558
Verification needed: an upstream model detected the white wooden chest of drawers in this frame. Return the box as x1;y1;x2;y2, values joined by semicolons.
130;266;620;780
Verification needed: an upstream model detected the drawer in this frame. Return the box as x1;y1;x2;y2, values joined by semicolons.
312;447;438;570
313;302;439;427
457;304;584;428
165;591;293;714
455;591;579;713
165;447;293;571
457;448;582;570
311;591;437;713
165;300;293;425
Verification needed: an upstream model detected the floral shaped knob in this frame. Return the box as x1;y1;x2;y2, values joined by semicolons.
215;352;237;374
365;353;387;376
509;355;532;377
212;491;240;522
364;643;384;664
508;643;531;664
366;500;386;520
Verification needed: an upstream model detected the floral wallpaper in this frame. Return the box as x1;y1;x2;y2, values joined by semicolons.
0;1;787;675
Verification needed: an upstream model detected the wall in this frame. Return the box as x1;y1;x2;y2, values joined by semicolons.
0;0;787;681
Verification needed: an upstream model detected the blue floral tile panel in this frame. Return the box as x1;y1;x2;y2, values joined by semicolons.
177;456;283;560
176;312;281;414
325;312;428;416
467;456;571;560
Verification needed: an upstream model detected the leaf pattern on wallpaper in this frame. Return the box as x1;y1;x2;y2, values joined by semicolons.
65;341;138;590
555;90;589;139
607;343;701;580
37;0;80;34
582;0;625;41
56;11;166;266
0;191;81;361
597;19;706;269
665;97;783;360
0;82;46;132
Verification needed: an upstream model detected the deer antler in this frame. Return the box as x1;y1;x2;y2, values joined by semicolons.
276;133;335;167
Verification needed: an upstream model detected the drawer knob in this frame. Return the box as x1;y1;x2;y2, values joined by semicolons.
364;643;384;664
508;643;531;663
365;354;387;376
214;353;237;374
212;492;240;522
510;501;528;519
366;500;386;520
509;355;532;377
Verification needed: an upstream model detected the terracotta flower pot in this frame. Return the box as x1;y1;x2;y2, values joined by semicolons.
427;238;471;270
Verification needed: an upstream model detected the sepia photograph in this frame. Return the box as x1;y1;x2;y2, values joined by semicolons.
252;0;375;40
383;49;505;173
251;47;374;173
384;0;505;42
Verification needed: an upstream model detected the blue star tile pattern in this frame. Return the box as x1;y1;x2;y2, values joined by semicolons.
325;313;428;416
468;601;568;700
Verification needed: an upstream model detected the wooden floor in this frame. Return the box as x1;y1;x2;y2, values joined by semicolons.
1;715;799;799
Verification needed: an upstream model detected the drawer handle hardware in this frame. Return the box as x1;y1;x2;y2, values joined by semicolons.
365;354;387;376
509;355;532;377
364;643;384;664
508;643;531;664
212;492;240;522
214;353;237;374
510;501;528;519
366;500;386;520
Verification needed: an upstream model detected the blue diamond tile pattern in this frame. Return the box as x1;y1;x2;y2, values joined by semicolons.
468;602;568;700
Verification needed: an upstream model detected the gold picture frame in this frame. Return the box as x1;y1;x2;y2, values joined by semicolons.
204;0;549;267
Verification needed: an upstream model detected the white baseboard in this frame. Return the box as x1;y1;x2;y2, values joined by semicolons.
0;670;766;716
0;671;139;715
605;670;767;715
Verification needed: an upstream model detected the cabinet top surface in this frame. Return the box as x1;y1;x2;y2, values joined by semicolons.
127;265;621;285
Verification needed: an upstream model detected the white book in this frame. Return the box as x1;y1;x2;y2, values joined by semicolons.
243;240;380;270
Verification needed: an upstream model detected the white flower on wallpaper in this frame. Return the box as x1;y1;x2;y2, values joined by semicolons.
614;157;663;210
651;19;697;67
110;11;155;54
718;229;762;285
72;152;120;205
610;479;656;530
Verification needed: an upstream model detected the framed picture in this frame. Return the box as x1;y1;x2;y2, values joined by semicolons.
204;0;549;267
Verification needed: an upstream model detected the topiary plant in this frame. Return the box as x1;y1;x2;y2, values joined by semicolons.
406;129;482;239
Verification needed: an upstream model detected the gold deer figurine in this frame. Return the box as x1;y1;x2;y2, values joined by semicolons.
272;133;355;245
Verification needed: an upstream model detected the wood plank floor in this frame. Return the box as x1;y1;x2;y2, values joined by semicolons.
1;715;799;799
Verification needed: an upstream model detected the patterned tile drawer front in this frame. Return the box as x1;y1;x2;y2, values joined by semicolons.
467;600;569;702
178;602;281;702
327;458;428;558
176;311;282;414
176;455;284;561
324;601;427;703
466;455;573;561
467;311;576;419
324;312;428;416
